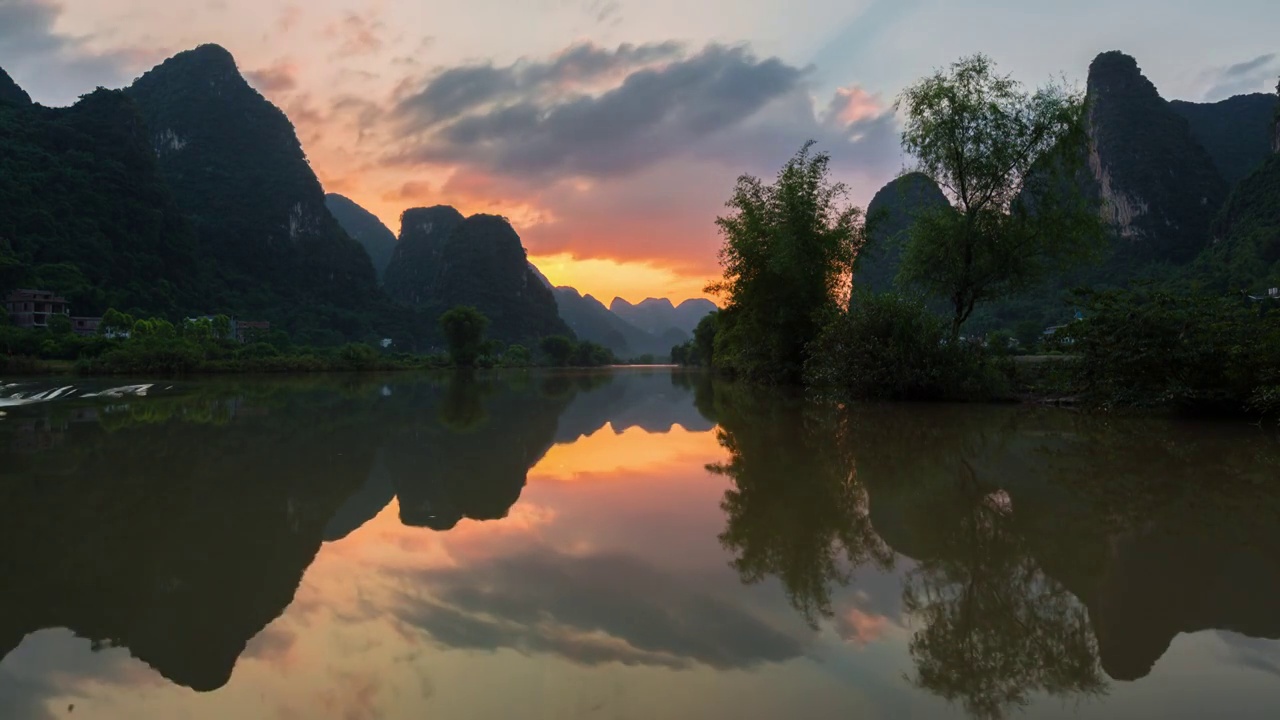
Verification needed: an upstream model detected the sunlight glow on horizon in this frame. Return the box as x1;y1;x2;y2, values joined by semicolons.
529;253;720;305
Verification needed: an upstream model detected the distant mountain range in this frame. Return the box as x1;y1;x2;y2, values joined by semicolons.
550;289;714;358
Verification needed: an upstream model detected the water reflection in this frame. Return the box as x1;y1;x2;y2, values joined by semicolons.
1;372;1279;719
708;384;1280;718
0;370;711;707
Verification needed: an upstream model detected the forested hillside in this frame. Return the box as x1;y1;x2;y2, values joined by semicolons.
0;79;202;315
384;208;570;344
125;45;381;341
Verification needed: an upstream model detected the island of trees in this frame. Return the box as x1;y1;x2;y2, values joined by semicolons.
675;54;1280;417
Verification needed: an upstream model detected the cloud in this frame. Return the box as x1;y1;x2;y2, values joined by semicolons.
0;629;160;720
242;624;298;670
324;10;386;58
389;43;807;180
395;41;684;128
382;181;435;204
394;546;806;669
1202;53;1280;101
1217;631;1280;679
328;39;901;286
0;0;141;105
276;3;303;34
246;59;299;94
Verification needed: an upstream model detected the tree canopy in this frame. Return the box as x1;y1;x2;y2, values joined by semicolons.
439;305;490;367
707;141;865;382
896;54;1103;338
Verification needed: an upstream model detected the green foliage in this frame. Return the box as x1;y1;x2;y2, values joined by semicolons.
540;335;575;366
1066;288;1280;413
707;141;865;383
336;343;379;370
1169;94;1279;186
0;89;200;314
570;340;616;367
124;45;381;333
806;292;1006;401
896;54;1104;339
536;334;614;367
47;313;72;336
672;311;720;367
100;309;135;337
501;344;532;367
1206;152;1280;291
438;305;490;367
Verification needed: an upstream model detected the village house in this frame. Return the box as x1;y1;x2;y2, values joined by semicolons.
4;289;102;336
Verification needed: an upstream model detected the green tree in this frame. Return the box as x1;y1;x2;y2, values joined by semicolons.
439;305;490;367
691;311;719;366
502;344;532;367
100;308;136;337
47;313;72;336
707;141;865;382
671;341;692;365
570;340;615;367
896;54;1103;339
211;314;233;340
182;317;214;340
540;335;575;367
337;343;379;370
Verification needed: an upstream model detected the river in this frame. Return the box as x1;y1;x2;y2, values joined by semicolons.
1;369;1278;719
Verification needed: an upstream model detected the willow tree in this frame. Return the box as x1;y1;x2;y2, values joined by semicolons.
896;54;1103;339
708;141;865;382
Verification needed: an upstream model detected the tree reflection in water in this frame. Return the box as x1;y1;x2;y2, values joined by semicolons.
900;479;1105;719
709;385;1109;719
708;385;893;625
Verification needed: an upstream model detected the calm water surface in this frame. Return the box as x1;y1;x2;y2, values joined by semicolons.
2;370;1280;719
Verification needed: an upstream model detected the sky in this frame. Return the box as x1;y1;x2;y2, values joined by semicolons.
1;0;1277;303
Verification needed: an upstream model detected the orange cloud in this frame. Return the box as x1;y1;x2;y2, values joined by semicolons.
828;85;883;126
836;607;890;647
246;59;299;94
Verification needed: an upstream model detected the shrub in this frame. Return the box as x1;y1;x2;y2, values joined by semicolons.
540;335;575;366
335;343;379;371
805;291;1005;401
1067;289;1280;413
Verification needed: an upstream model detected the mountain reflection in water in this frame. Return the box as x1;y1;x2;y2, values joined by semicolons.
1;370;1279;719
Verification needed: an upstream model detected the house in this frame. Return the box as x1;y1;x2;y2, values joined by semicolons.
1247;288;1280;302
235;320;270;343
71;317;101;336
4;289;69;329
4;289;101;335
